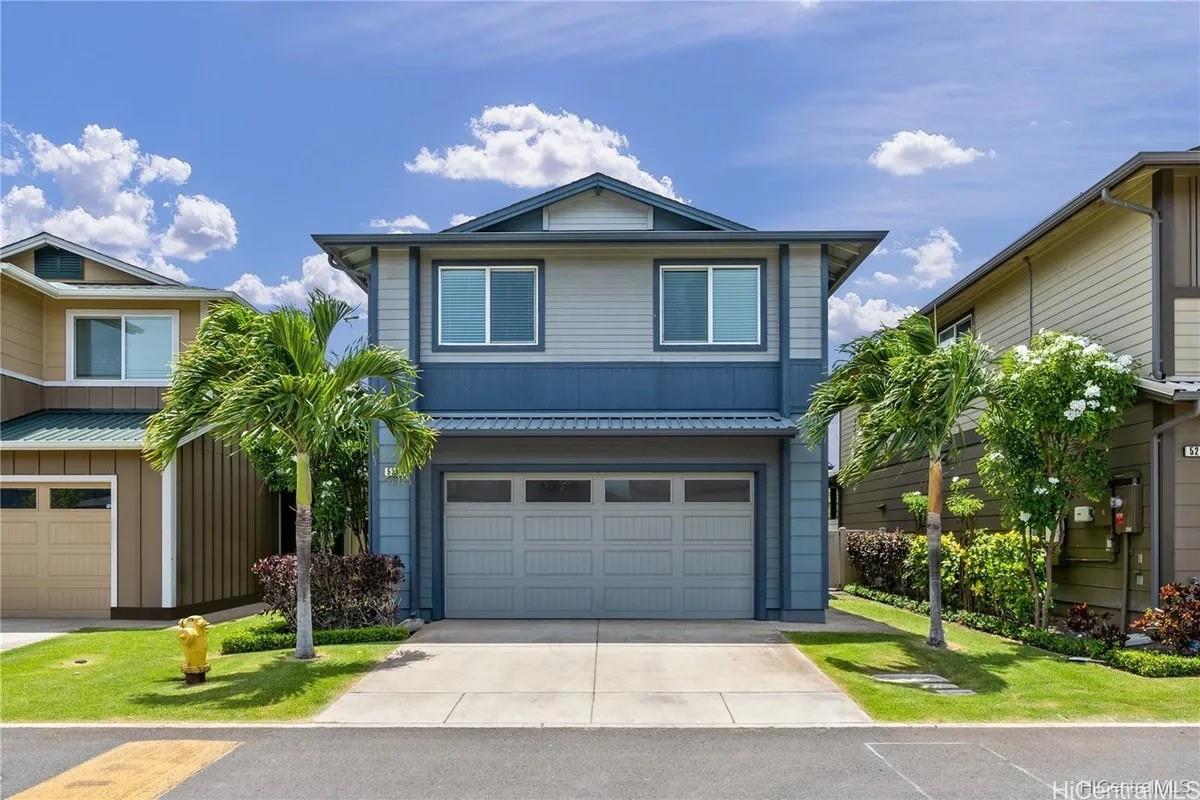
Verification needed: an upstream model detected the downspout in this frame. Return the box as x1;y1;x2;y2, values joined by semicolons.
1149;399;1200;607
1099;187;1163;379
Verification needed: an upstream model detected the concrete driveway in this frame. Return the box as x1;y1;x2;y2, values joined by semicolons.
316;619;870;726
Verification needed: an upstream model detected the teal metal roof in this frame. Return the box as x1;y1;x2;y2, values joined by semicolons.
430;412;797;437
0;410;152;446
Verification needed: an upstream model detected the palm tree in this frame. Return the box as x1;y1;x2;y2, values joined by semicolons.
800;314;989;647
144;292;436;659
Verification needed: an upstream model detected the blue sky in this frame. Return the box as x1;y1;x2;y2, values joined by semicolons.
2;1;1197;355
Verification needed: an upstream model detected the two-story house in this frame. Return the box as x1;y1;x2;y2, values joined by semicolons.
0;232;277;619
837;149;1200;623
316;174;884;621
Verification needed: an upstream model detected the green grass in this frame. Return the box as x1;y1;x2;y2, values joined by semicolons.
0;615;397;722
790;597;1200;723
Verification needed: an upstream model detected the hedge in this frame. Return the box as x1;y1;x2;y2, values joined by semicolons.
251;553;404;631
221;624;411;655
840;584;1197;677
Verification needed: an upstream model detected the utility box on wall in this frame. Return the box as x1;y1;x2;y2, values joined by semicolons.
1112;482;1143;533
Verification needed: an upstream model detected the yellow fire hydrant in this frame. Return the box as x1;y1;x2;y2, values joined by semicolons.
177;615;211;684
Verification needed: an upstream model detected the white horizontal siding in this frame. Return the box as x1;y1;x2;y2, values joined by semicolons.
543;190;652;231
1176;297;1200;376
376;248;410;356
419;245;780;362
788;244;823;360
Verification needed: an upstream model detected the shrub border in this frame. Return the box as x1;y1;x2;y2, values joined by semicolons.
840;584;1200;678
221;625;411;655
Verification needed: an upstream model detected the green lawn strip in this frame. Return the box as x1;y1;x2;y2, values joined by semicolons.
790;597;1200;723
0;615;397;722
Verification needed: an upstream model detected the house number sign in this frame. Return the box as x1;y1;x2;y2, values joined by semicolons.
1184;445;1200;458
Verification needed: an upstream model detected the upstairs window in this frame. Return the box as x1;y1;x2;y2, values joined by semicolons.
71;313;175;381
659;263;762;347
437;264;540;348
937;314;973;346
34;246;84;280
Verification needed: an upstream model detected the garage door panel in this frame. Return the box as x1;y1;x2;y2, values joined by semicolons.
444;471;754;619
603;516;672;541
445;516;513;542
1;482;111;618
603;549;672;576
684;516;752;542
525;516;592;541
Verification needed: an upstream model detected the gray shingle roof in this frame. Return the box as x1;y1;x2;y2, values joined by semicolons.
0;410;152;446
429;412;797;436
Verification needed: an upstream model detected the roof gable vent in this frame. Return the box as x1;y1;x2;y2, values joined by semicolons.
34;246;84;280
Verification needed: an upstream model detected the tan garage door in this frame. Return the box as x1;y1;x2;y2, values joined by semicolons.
1;483;112;618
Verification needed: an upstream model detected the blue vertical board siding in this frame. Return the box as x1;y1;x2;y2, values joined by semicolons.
787;438;826;617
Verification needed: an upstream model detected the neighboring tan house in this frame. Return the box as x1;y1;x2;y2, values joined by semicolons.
0;232;277;619
316;173;884;621
838;149;1200;623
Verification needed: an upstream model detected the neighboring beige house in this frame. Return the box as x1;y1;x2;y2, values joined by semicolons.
838;149;1200;623
0;232;277;618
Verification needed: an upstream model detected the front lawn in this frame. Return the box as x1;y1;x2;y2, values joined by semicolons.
0;615;397;722
791;597;1200;723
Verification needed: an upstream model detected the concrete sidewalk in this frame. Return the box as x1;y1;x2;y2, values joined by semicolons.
0;603;267;652
315;618;873;726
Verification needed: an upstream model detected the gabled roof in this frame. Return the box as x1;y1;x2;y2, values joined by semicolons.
443;172;754;233
1;231;181;286
0;262;252;306
921;150;1200;315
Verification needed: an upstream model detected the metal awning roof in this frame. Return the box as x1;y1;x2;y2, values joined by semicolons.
0;410;152;449
430;412;798;436
1138;377;1200;403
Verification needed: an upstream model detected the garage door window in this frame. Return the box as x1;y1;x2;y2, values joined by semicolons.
446;479;511;503
49;488;112;510
604;479;671;503
525;479;591;503
0;488;36;509
684;479;750;503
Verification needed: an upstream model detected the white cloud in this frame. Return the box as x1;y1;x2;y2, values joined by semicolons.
138;154;191;185
158;194;238;262
0;124;234;282
829;292;917;341
226;253;365;309
902;227;961;288
449;212;476;227
406;104;679;199
367;214;430;234
868;130;990;176
872;271;900;285
1;152;22;176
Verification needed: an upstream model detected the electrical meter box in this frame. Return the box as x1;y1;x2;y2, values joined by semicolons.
1112;483;1143;533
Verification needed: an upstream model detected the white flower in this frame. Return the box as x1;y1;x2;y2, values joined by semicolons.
1084;383;1101;398
1019;511;1032;523
1034;486;1047;495
1106;406;1117;413
1048;477;1060;485
1083;343;1103;356
1117;354;1133;369
1014;345;1031;361
1087;399;1099;409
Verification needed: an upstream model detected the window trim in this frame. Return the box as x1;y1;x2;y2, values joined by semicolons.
432;260;545;352
937;312;974;346
66;309;179;386
653;259;767;351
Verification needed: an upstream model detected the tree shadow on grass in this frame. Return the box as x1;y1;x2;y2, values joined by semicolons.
801;631;1057;696
126;648;430;713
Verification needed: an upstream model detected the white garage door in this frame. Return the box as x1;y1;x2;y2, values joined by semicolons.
0;482;112;618
443;472;754;619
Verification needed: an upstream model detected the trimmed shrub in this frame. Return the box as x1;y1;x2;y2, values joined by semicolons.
222;624;410;655
1130;583;1200;655
251;554;404;631
845;530;911;593
1106;648;1200;678
964;531;1043;623
902;534;965;604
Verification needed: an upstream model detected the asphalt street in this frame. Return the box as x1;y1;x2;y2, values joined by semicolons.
2;725;1198;799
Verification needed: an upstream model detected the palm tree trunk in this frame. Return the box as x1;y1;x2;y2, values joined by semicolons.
294;451;316;660
926;458;946;648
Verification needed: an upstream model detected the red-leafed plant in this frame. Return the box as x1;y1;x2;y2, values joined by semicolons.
252;554;405;631
1130;583;1200;655
1065;602;1124;651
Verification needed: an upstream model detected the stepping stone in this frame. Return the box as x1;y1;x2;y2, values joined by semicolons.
934;688;977;696
870;672;976;696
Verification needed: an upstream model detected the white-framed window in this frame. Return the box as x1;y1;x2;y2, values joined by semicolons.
438;265;539;346
937;314;973;346
67;310;178;383
659;264;761;346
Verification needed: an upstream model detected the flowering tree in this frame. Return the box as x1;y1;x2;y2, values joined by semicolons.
978;331;1138;628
